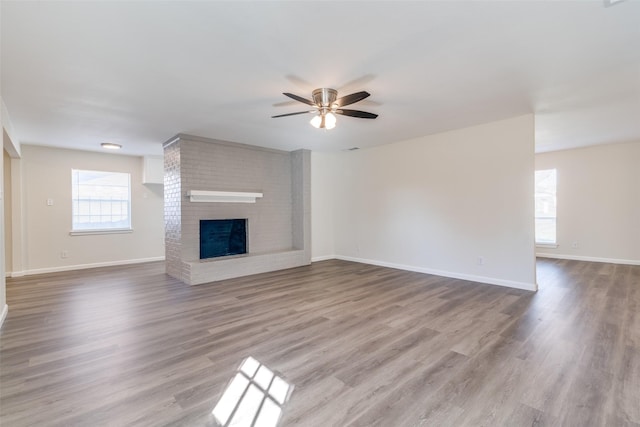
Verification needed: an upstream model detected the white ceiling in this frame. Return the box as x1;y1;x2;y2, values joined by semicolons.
2;1;639;157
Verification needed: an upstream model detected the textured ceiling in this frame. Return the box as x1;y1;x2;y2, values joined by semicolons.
2;1;639;156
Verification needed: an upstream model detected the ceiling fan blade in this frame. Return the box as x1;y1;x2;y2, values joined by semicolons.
335;91;370;107
272;111;314;118
335;109;378;119
272;100;300;107
283;92;316;106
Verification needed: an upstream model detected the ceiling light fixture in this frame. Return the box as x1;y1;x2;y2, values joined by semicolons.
273;87;377;130
310;88;338;130
101;142;122;150
310;111;337;130
324;112;337;129
310;114;323;129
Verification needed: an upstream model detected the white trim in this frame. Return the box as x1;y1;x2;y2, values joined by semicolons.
70;228;133;236
536;253;640;266
10;256;165;277
0;304;8;329
311;255;336;262
186;190;263;203
536;243;558;249
330;255;537;291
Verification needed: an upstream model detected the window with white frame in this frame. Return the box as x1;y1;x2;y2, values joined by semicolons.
71;169;131;232
535;169;557;245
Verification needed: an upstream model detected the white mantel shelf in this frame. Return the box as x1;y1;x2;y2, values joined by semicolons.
186;190;263;203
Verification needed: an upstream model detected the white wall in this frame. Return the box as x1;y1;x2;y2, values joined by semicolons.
4;150;12;272
536;141;640;264
313;115;537;290
0;123;6;328
15;145;164;275
311;151;336;261
1;93;16;325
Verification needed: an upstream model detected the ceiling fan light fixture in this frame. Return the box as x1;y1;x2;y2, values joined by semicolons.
325;112;337;129
310;112;337;130
310;115;322;128
277;88;376;129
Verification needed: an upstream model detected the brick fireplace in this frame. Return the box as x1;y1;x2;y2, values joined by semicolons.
163;134;310;285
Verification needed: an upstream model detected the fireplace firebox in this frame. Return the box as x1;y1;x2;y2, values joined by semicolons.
199;219;247;260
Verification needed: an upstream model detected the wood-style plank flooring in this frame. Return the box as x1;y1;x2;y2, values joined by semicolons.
1;258;639;426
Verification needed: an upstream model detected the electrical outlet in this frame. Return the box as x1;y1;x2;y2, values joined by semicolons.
571;241;579;249
477;256;485;266
61;250;68;259
47;198;54;206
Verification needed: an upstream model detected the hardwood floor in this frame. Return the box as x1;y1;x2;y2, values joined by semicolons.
1;258;639;426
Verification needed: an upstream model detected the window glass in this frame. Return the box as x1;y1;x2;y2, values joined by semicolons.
72;169;131;231
535;169;557;244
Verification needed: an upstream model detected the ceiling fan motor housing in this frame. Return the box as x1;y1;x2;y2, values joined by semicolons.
312;88;338;109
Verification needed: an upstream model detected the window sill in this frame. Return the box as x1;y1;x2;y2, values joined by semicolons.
536;242;558;249
70;228;133;236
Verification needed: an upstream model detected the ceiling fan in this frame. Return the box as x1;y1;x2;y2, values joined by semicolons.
272;88;378;129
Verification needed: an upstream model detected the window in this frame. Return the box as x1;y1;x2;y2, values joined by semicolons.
72;169;131;232
535;169;557;245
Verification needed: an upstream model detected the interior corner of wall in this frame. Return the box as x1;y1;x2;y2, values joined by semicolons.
2;99;22;158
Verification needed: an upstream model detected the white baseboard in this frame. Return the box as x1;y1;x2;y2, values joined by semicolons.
311;255;336;262
536;253;640;266
9;256;166;277
333;255;537;292
0;304;8;329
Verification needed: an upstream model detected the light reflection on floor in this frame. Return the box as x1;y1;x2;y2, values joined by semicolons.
212;357;293;427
